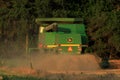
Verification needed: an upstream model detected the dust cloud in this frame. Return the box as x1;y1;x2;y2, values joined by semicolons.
30;53;100;72
1;52;100;72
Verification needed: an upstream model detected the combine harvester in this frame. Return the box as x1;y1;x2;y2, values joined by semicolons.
29;18;88;54
27;18;102;71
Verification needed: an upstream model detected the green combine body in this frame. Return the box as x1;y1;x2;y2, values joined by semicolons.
29;18;88;54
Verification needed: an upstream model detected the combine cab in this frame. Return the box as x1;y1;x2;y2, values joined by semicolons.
29;18;88;54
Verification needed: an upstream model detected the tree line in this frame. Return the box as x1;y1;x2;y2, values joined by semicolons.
0;0;120;58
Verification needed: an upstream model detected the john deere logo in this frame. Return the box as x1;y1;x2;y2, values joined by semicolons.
67;38;72;42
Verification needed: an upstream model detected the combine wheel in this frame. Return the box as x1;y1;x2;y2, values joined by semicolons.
100;58;110;69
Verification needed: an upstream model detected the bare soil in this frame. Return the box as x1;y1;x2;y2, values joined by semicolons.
1;53;120;79
109;60;120;69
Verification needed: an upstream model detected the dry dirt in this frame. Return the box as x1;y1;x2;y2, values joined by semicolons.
1;53;120;78
1;53;100;71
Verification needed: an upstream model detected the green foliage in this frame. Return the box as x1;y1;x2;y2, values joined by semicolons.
86;1;120;58
84;47;94;53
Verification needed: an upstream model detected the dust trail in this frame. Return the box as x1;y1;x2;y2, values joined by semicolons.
30;53;100;72
1;52;100;72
